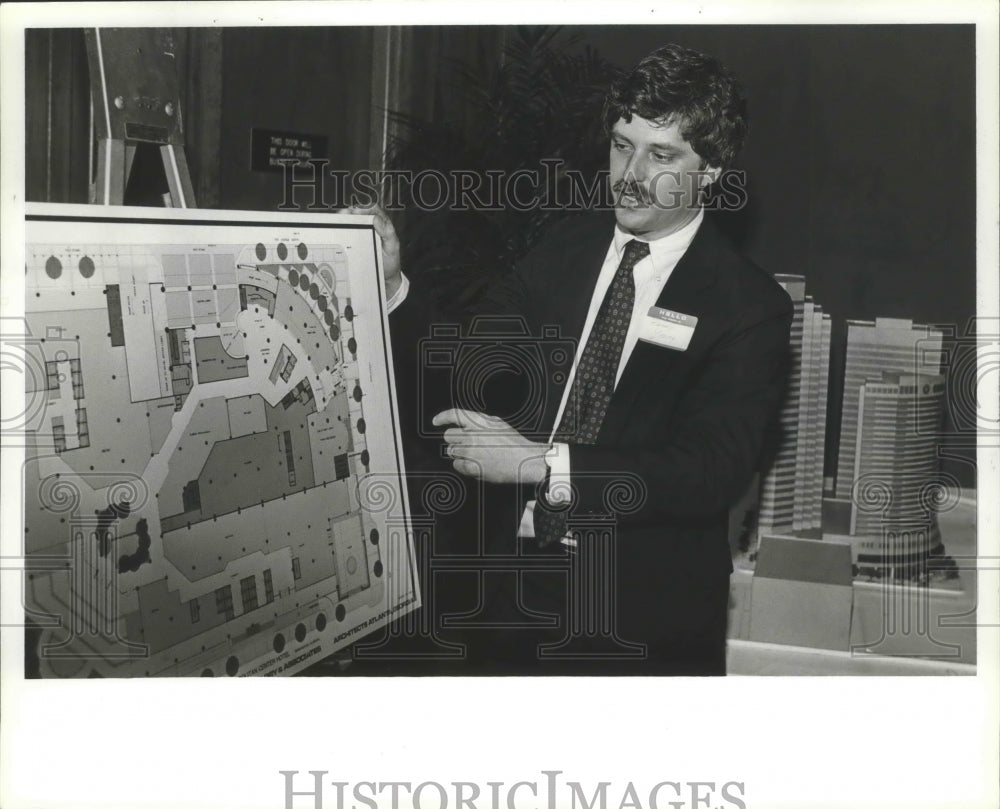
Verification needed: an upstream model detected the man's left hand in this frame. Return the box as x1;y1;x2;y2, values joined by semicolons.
432;409;549;485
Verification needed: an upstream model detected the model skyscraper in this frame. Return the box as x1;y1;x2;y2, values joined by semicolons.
822;318;947;576
758;275;831;533
834;318;944;501
847;372;947;574
746;302;952;581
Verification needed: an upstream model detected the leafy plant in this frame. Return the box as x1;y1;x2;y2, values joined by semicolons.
384;26;620;309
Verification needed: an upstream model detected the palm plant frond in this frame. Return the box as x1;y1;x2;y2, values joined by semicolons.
384;26;620;309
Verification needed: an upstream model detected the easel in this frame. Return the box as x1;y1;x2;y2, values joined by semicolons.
84;28;196;207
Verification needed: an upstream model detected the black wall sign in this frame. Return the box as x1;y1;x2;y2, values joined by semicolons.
250;128;329;172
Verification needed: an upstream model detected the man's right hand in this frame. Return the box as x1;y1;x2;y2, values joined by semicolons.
338;202;402;299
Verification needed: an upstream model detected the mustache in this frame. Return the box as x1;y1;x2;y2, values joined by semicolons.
611;180;651;204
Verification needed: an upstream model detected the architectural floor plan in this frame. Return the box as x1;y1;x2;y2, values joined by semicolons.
18;204;417;677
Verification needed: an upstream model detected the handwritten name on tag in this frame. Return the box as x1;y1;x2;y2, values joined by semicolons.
637;306;698;351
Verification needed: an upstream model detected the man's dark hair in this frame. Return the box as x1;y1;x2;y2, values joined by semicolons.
603;43;749;170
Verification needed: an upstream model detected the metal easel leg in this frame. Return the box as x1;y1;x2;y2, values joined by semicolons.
160;144;196;209
85;28;196;209
91;137;126;204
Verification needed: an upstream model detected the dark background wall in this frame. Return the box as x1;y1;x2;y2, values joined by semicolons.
218;27;376;210
211;26;507;211
567;25;977;486
24;24;978;486
576;25;975;329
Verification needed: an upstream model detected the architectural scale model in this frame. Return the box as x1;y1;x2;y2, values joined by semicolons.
757;275;831;535
833;318;945;501
20;204;418;677
742;287;958;583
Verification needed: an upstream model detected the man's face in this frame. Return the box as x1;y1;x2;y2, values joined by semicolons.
608;114;720;240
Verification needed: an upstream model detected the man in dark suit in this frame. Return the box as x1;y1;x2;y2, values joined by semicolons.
359;44;792;675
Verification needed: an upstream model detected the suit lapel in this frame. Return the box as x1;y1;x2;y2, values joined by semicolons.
550;215;615;338
602;217;725;434
535;214;615;433
531;213;730;441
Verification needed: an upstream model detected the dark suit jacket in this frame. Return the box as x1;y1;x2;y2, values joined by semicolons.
390;210;792;674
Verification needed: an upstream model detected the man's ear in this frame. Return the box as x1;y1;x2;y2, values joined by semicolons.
698;164;723;189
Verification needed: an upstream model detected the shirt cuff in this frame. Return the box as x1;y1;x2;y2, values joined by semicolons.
516;444;572;541
545;442;572;504
385;272;409;314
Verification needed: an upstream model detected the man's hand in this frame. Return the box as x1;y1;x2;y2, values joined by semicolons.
432;409;550;485
338;202;402;299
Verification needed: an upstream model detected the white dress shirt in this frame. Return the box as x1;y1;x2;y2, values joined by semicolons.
523;208;705;538
384;209;706;538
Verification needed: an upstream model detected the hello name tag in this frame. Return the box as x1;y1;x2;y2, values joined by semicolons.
638;306;698;351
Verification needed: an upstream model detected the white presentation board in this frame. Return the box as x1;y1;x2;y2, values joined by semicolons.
15;203;418;677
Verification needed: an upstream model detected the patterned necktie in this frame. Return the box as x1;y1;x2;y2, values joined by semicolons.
534;239;650;547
